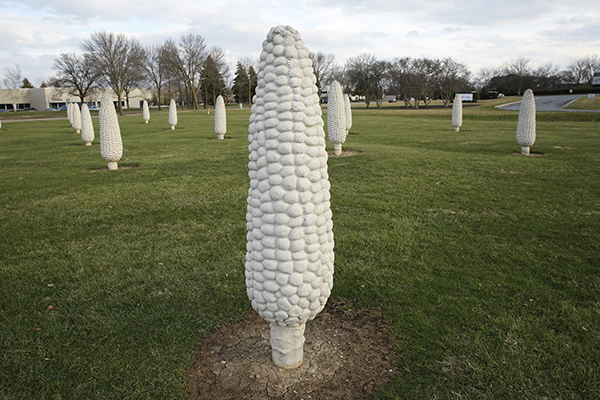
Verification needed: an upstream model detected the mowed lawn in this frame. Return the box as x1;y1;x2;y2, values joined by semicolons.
1;100;599;399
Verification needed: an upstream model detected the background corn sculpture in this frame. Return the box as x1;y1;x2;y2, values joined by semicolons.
246;25;335;369
99;93;123;170
142;100;150;124
516;89;536;155
168;99;177;130
80;104;94;146
344;93;352;137
215;95;226;140
452;93;463;132
72;103;82;134
327;80;347;155
67;103;73;127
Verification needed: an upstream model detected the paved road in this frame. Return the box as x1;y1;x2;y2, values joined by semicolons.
499;94;600;112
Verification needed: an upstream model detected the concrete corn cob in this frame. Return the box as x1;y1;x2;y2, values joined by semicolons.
452;93;462;132
142;100;150;124
169;99;177;130
73;103;82;134
67;103;73;127
516;89;536;155
99;93;123;170
215;95;226;139
80;104;94;146
344;93;352;136
246;25;334;369
327;80;346;155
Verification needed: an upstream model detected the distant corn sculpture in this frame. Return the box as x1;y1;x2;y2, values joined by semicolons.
452;94;463;132
72;103;82;134
169;99;177;130
327;80;347;155
99;93;123;170
516;89;536;155
142;100;150;124
81;104;94;146
215;95;226;139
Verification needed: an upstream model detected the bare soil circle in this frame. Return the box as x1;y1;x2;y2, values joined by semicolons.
510;152;544;156
89;164;139;172
327;150;362;157
186;299;400;400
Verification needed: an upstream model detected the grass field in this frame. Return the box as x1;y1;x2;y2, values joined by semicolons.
567;96;600;111
1;100;599;399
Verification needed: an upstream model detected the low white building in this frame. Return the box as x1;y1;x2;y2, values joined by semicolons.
0;87;152;111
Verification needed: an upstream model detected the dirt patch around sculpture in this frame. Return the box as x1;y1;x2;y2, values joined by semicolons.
186;299;400;400
89;164;139;172
510;152;544;156
327;150;362;157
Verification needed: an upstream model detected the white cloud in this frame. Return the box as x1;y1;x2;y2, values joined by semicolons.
2;0;600;83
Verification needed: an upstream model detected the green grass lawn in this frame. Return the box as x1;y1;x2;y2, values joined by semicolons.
567;96;600;111
1;101;599;399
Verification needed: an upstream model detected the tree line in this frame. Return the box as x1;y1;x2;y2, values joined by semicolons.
326;53;599;109
50;31;233;115
4;29;598;114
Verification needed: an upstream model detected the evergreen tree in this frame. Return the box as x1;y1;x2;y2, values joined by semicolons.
232;62;249;103
248;65;258;103
200;56;225;107
21;78;34;88
233;62;248;103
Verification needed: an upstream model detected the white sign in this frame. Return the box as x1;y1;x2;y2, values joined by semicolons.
588;94;596;99
458;93;473;102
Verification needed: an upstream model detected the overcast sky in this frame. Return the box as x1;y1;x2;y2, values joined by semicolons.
1;0;599;85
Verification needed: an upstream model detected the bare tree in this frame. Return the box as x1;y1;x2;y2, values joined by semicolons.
534;62;562;89
2;65;23;111
564;54;600;86
345;53;387;108
389;57;439;109
81;31;145;115
52;53;100;103
500;57;532;95
474;67;498;91
436;57;471;106
168;33;208;109
309;52;337;101
141;42;173;110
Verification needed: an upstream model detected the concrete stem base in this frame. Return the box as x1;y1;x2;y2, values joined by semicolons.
522;146;530;155
107;161;118;170
270;323;306;369
333;143;342;155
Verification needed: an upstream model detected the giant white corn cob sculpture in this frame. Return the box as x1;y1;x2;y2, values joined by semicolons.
344;93;352;136
99;93;123;170
215;95;226;139
246;25;334;369
169;99;177;130
452;93;463;132
327;80;346;155
142;100;150;124
67;103;73;127
80;104;94;146
516;89;536;155
72;103;82;134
